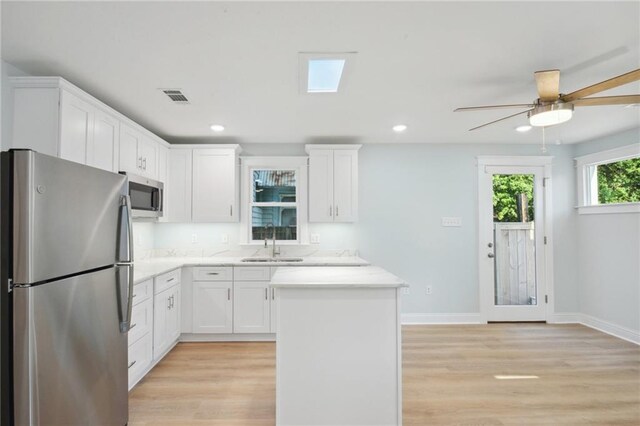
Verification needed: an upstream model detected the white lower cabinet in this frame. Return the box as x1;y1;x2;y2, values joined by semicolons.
128;279;153;390
192;281;233;333
233;281;271;333
153;272;181;360
190;266;275;336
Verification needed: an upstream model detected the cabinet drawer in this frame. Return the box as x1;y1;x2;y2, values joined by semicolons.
234;266;270;281
133;279;152;306
128;332;152;390
128;298;153;345
193;266;232;281
155;269;181;294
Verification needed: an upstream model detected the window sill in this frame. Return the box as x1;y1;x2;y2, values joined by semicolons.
576;203;640;215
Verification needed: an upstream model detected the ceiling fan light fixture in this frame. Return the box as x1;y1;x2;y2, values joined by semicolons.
528;102;574;127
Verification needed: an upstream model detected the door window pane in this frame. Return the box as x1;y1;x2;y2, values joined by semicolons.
492;174;537;306
253;170;296;202
252;206;297;241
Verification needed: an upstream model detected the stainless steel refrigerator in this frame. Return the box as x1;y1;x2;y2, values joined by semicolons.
1;149;134;425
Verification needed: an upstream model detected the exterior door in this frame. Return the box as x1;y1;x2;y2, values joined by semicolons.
478;159;551;322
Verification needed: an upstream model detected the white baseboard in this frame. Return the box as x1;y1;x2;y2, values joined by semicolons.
579;314;640;345
402;313;482;325
181;333;276;342
547;312;580;324
402;312;639;345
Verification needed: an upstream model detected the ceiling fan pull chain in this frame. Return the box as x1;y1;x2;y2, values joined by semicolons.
541;126;547;154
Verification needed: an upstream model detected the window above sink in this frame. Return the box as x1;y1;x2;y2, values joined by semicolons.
240;157;309;245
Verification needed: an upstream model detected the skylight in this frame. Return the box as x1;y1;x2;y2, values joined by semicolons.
307;59;346;93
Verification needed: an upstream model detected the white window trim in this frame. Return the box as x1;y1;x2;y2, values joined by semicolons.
240;156;309;245
575;143;640;215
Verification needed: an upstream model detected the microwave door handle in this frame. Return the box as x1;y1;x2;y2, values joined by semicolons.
118;195;134;263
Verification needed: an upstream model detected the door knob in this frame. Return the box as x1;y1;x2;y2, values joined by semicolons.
487;253;495;258
487;242;493;248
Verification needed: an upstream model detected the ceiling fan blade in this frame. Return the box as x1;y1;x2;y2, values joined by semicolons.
468;109;533;131
561;69;640;102
454;104;534;112
571;95;640;107
534;69;560;102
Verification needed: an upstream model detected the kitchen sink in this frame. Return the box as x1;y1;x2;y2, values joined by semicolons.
241;257;304;263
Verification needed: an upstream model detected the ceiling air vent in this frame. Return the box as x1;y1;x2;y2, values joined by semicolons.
160;89;190;104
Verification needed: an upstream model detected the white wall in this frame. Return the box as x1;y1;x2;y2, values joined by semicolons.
573;128;640;337
356;142;578;316
1;60;29;150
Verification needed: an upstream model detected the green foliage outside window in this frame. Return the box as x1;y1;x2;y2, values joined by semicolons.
492;174;534;222
597;158;640;204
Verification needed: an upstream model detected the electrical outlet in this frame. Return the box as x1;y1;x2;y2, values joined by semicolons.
310;234;320;244
426;285;433;295
221;234;229;244
442;217;462;227
191;233;198;243
402;287;410;295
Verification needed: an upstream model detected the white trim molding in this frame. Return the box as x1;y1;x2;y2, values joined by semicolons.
579;314;640;345
575;143;640;215
547;312;581;324
402;313;482;325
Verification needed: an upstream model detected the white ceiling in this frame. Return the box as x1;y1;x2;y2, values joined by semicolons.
2;1;639;145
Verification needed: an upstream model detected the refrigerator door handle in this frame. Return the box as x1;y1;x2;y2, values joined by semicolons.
116;264;134;333
118;195;134;263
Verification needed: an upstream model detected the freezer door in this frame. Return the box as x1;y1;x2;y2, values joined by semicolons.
12;150;128;284
13;266;128;426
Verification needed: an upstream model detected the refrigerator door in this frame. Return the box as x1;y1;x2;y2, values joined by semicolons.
12;150;128;285
13;266;128;426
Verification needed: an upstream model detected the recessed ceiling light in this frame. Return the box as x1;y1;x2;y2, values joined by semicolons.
392;124;407;133
210;124;225;132
515;125;532;133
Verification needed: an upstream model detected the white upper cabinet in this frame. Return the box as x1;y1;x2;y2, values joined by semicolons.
89;108;120;173
59;90;92;165
306;145;361;222
192;147;240;222
119;122;159;179
157;144;169;222
167;149;192;223
10;77;167;175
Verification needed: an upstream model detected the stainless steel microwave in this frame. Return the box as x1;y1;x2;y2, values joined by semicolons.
120;172;164;218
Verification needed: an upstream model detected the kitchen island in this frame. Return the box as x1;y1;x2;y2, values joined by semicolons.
270;266;407;426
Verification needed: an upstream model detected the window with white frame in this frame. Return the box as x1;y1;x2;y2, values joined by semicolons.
240;157;308;244
575;143;640;214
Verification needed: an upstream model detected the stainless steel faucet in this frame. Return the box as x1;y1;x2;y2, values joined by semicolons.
264;222;280;258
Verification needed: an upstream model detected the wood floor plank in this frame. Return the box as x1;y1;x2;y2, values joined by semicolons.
129;324;640;425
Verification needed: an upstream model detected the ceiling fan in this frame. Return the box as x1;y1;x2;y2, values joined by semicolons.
455;68;640;131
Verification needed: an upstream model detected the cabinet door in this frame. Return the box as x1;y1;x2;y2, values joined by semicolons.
192;149;238;222
138;135;159;179
119;123;141;174
167;149;192;222
233;282;271;334
308;149;334;222
167;286;181;342
153;290;169;359
192;282;232;333
333;150;358;222
270;287;277;333
59;90;93;165
88;109;119;172
157;145;169;222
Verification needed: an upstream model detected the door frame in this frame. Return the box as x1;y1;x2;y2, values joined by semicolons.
477;156;554;323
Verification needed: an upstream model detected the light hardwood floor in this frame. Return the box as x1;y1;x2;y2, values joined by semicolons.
129;324;640;425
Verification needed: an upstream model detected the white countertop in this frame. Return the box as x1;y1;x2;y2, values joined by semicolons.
133;256;369;284
270;266;407;288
